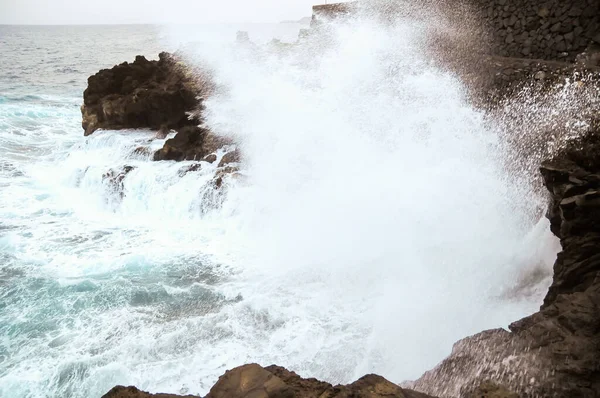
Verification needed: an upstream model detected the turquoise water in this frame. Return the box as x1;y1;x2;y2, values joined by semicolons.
0;22;557;398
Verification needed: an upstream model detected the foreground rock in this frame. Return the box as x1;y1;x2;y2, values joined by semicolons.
103;364;435;398
82;52;200;137
411;119;600;398
82;53;235;164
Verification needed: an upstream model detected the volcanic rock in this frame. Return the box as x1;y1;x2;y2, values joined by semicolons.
82;53;240;164
102;364;436;398
102;386;197;398
102;165;135;198
82;52;199;137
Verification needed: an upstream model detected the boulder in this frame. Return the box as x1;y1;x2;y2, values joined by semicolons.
82;53;240;165
152;127;234;162
82;52;200;137
103;364;436;398
102;386;197;398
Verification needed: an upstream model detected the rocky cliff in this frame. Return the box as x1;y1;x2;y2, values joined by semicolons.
82;52;234;164
102;364;435;398
86;4;600;397
99;109;600;398
82;52;199;137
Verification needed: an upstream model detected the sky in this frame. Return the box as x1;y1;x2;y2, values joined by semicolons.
0;0;335;25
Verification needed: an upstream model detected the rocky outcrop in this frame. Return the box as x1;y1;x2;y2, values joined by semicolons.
102;364;436;398
411;119;600;398
102;386;195;398
82;53;235;164
82;52;200;137
102;165;135;198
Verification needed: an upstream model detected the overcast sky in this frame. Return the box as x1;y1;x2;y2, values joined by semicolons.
1;0;332;25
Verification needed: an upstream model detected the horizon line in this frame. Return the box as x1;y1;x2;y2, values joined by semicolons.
0;19;312;27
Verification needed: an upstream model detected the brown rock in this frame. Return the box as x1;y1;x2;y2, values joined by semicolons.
153;128;235;163
467;382;519;398
205;364;435;398
203;154;218;163
104;364;435;398
218;149;241;168
205;364;291;398
82;53;201;137
102;386;197;398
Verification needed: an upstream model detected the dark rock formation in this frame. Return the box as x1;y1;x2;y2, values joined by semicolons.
102;364;436;398
82;53;239;164
82;52;199;137
102;165;135;198
152;127;234;162
102;386;197;398
411;120;600;398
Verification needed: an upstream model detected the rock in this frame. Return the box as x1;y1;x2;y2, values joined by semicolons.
205;364;435;398
82;53;237;165
132;146;152;157
153;127;234;162
205;364;290;398
218;149;241;168
104;364;435;398
467;382;519;398
152;126;208;161
203;154;218;164
102;386;197;398
537;7;550;18
102;166;135;198
177;163;202;177
82;52;200;137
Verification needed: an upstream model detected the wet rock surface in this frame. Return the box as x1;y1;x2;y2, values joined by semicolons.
82;52;200;137
82;52;232;164
102;364;436;398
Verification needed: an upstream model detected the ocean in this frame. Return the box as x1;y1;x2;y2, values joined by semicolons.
0;22;558;398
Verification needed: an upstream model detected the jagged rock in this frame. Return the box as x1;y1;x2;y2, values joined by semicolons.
203;154;218;164
152;126;207;161
102;166;135;198
466;382;518;398
82;53;238;165
132;146;152;157
102;386;197;398
152;127;234;162
82;52;200;136
103;364;436;398
206;364;435;398
411;122;600;398
218;149;241;168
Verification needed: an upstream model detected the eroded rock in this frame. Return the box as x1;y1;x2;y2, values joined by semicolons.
82;53;200;136
102;386;197;398
103;364;436;398
102;165;135;198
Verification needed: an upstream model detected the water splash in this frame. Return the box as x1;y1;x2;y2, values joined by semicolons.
0;19;560;398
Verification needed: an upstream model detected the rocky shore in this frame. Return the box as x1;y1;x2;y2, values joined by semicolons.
80;3;600;397
82;52;237;166
96;117;600;398
102;364;435;398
